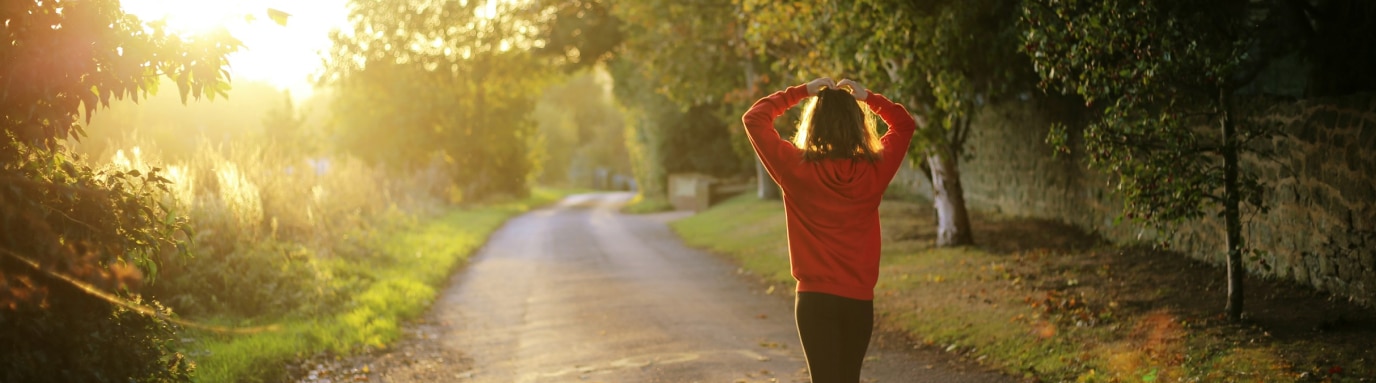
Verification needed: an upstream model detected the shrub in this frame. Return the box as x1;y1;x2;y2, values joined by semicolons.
131;140;447;320
0;289;193;383
0;137;194;382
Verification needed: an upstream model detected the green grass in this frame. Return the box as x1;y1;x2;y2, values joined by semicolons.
187;188;573;383
670;194;1303;383
620;192;674;214
671;195;791;284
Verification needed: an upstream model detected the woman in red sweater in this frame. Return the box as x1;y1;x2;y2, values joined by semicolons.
742;78;917;382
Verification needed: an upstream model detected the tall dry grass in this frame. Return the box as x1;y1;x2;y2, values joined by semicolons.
101;138;451;319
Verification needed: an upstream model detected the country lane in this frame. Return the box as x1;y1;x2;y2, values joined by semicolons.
331;192;1015;383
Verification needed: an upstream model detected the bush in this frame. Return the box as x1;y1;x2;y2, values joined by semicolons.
0;289;193;383
128;140;446;320
0;137;194;382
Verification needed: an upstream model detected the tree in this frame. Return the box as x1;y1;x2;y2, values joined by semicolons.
742;0;1034;246
524;0;770;202
1021;0;1300;321
261;91;312;154
607;57;683;200
530;70;630;187
1;0;238;380
608;0;761;183
323;0;551;201
525;0;624;70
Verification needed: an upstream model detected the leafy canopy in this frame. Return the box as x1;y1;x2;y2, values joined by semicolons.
1022;0;1269;227
323;0;552;199
2;0;239;150
1;0;240;381
742;0;1032;148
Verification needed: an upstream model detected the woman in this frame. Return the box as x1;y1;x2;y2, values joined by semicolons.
741;78;916;382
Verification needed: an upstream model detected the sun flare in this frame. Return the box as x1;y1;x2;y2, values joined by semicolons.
119;0;350;99
119;0;240;36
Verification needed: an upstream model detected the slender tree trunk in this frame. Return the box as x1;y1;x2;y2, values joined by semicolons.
738;26;780;201
893;99;975;247
928;143;974;247
881;65;974;245
1221;90;1245;322
756;158;781;199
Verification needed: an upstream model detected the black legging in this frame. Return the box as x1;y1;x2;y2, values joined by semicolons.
795;291;874;383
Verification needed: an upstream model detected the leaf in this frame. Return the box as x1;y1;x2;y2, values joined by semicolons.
267;8;291;27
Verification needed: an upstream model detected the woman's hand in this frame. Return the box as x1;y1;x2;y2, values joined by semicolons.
838;79;868;101
805;78;836;96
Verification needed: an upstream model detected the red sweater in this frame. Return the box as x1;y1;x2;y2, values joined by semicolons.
742;85;916;300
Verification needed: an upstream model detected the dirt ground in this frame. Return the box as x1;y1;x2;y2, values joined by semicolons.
897;200;1376;381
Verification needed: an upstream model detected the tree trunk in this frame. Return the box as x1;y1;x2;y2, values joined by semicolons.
737;26;780;201
756;157;781;199
1221;91;1245;322
880;65;974;246
928;143;974;247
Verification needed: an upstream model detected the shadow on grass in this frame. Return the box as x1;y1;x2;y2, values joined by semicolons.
887;197;1375;381
678;194;1373;380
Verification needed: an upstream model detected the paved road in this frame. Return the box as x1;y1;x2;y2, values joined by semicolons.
353;193;1014;383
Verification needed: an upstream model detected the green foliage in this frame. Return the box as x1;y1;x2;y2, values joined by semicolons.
323;0;551;201
1021;0;1298;320
742;0;1032;147
605;57;668;195
739;0;1032;245
524;0;777;197
157;239;345;319
0;141;187;289
125;139;444;320
1020;0;1270;231
619;102;669;202
531;70;632;187
1;291;194;383
1;0;239;150
661;103;749;177
524;0;624;69
0;140;196;383
0;1;238;380
611;0;758;106
188;189;572;383
608;0;760;179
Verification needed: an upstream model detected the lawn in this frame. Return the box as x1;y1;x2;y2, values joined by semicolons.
672;194;1375;382
186;188;573;383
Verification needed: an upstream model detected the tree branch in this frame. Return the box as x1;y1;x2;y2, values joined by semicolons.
0;246;283;335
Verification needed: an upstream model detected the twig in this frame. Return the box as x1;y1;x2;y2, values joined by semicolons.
0;246;281;335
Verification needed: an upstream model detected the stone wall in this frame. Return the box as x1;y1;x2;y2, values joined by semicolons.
900;94;1376;305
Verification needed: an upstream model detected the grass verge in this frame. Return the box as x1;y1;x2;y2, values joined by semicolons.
620;192;673;214
187;188;573;383
672;194;1374;382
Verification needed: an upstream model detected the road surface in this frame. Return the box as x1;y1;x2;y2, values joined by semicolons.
325;193;1014;383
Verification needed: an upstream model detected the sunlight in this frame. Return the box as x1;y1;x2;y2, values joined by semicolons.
474;0;500;19
119;0;238;36
120;0;350;100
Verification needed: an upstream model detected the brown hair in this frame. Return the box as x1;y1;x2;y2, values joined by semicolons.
792;88;882;162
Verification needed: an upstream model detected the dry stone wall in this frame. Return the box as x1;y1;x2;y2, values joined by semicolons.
899;94;1376;305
